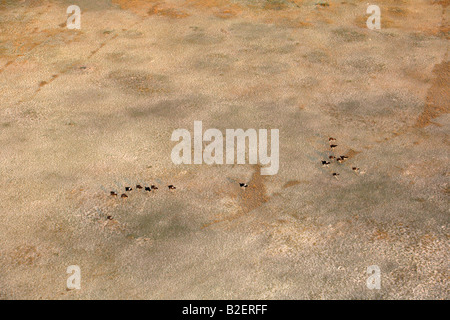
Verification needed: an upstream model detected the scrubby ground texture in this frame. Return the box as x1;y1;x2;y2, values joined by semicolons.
0;0;448;299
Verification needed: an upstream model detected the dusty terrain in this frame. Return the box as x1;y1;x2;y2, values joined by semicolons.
0;0;448;299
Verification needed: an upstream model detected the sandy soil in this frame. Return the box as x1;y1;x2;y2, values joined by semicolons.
0;0;448;299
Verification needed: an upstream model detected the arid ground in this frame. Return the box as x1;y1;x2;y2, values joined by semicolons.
0;0;448;299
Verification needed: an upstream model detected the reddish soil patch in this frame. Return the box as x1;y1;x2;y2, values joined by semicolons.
415;61;449;127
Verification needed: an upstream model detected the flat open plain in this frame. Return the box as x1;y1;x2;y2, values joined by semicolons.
0;0;448;299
